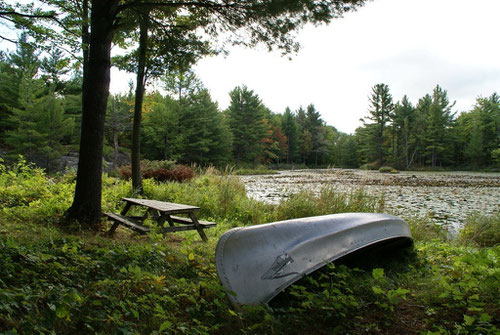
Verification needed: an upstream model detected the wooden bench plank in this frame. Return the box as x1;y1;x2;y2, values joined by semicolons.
104;212;150;234
169;215;216;227
158;223;215;232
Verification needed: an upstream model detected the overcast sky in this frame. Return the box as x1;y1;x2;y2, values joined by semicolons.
112;0;500;134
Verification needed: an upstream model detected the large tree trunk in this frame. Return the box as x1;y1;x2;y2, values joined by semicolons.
131;13;148;194
66;0;118;228
82;0;90;91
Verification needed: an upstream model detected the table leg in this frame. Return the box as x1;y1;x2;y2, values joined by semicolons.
120;202;132;215
156;213;173;228
107;221;120;235
108;201;133;235
166;215;175;227
189;212;208;242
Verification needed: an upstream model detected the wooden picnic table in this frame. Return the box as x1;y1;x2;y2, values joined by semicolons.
104;197;215;241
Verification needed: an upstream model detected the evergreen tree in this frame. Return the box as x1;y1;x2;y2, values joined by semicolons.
226;85;267;165
40;48;71;93
0;34;41;139
392;95;415;169
304;104;328;165
6;86;73;171
411;94;432;167
464;117;484;166
179;89;232;165
362;83;394;167
0;54;19;139
456;93;499;167
473;93;500;165
301;130;313;164
354;124;378;166
281;107;300;164
141;94;183;161
337;133;358;168
424;85;455;167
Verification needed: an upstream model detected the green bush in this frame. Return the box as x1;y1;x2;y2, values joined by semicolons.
379;166;399;174
360;161;379;170
0;158;74;227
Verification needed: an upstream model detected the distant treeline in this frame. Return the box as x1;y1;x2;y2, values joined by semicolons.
1;36;499;171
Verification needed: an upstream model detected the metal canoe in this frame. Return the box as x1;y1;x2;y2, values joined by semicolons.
215;213;412;307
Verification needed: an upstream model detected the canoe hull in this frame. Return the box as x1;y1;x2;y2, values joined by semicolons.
215;213;412;307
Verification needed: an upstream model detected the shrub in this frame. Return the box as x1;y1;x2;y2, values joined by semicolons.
0;157;74;227
143;165;194;182
379;166;399;174
360;161;379;170
119;160;194;183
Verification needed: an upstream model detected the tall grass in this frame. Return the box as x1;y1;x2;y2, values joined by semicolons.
273;186;385;221
459;213;500;247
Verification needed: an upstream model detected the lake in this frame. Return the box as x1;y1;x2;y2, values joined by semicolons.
238;169;500;232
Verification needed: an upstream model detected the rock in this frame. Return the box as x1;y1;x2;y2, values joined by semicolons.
53;152;79;172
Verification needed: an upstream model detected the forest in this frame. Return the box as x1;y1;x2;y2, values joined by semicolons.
1;34;499;172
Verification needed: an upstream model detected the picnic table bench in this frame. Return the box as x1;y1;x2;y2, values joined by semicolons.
104;197;216;241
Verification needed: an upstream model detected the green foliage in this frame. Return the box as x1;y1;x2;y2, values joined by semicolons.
361;83;394;167
415;242;499;334
406;216;448;242
459;213;500;247
274;186;385;221
0;162;499;334
226;85;267;165
0;157;74;227
379;166;398;173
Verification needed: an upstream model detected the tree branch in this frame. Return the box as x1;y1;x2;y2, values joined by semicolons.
116;1;241;15
0;11;57;19
0;34;17;44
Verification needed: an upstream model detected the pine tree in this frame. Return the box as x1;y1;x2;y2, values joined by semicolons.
6;85;73;171
226;86;267;165
424;85;455;167
304;104;328;165
141;94;183;161
392;95;415;169
281;107;300;164
180;89;232;165
363;83;394;167
338;134;358;168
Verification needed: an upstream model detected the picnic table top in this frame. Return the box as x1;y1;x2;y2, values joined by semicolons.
122;197;200;214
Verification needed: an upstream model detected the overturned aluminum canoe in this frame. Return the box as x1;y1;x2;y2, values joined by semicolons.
215;213;412;307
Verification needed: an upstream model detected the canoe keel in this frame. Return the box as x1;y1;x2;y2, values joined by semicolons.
215;213;412;307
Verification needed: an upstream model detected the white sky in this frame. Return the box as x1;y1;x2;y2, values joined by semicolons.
110;0;498;133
